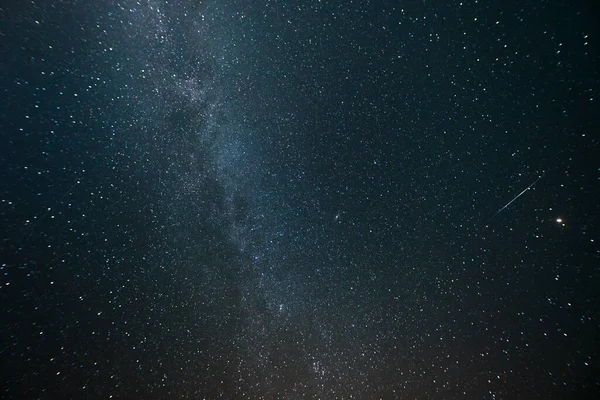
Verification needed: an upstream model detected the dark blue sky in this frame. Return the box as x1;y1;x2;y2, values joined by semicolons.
1;0;598;398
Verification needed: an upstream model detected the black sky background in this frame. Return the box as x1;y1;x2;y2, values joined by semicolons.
1;0;599;398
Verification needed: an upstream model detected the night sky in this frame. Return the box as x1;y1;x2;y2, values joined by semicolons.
1;0;599;399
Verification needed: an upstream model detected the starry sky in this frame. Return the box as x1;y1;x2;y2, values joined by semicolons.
1;0;599;398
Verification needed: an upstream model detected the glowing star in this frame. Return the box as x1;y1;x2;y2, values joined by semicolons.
556;218;563;223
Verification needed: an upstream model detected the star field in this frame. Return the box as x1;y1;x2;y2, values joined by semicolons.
1;0;599;398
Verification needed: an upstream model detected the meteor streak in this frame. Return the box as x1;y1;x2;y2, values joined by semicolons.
489;176;542;220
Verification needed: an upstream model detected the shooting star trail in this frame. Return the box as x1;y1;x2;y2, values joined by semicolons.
489;176;542;220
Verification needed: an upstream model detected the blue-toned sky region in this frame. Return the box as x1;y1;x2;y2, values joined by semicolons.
1;0;598;398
